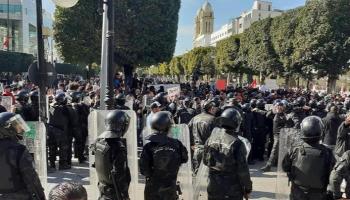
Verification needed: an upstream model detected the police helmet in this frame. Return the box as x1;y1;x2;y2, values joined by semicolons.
273;99;281;106
105;110;130;136
250;99;257;108
241;103;251;112
215;108;242;131
227;92;234;99
151;111;173;133
308;99;317;109
15;91;29;103
55;93;67;105
29;90;39;103
115;93;126;106
203;100;216;112
296;97;306;107
152;92;167;107
183;98;191;107
300;116;323;140
256;99;265;109
70;92;82;103
317;101;326;110
0;112;30;139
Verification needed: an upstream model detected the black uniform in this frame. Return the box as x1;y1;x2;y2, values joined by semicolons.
203;108;252;200
322;111;342;148
140;111;188;200
188;112;215;172
252;108;268;160
287;107;307;129
282;116;335;200
177;107;195;124
329;150;350;199
0;112;45;200
92;110;131;200
48;102;71;169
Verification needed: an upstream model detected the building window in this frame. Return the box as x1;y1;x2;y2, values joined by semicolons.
258;3;261;10
259;13;261;20
268;5;271;11
239;24;242;28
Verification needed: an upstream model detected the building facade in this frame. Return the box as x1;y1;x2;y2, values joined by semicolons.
194;0;283;48
0;0;53;56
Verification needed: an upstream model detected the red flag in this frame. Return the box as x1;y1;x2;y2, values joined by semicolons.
2;36;9;50
250;79;257;88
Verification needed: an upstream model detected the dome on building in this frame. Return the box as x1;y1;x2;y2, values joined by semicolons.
202;1;213;13
196;8;203;16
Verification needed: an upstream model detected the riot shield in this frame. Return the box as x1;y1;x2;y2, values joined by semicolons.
193;128;252;200
1;96;12;111
88;110;138;200
21;121;47;191
276;128;301;199
141;124;193;200
125;99;134;110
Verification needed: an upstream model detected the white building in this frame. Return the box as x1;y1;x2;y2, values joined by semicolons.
194;0;283;48
0;0;53;56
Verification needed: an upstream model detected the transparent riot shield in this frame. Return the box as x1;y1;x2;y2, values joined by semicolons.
21;121;47;191
1;96;12;111
193;128;252;200
88;110;138;200
141;124;193;200
276;128;301;199
125;99;134;110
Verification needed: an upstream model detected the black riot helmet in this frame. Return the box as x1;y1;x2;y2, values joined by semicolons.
70;91;82;103
308;99;317;109
300;116;323;140
227;92;234;99
55;93;67;105
256;99;265;110
241;103;251;112
115;93;126;106
296;97;306;107
215;108;242;132
15;91;29;103
317;100;326;110
0;112;30;140
29;90;39;104
105;110;130;137
152;92;167;107
151;111;173;133
183;98;191;108
250;99;257;108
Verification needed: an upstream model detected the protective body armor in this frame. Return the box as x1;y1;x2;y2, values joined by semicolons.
289;143;331;189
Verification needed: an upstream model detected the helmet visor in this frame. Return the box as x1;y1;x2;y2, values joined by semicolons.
8;114;30;134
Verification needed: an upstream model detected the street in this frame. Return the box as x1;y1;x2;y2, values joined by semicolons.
47;159;279;200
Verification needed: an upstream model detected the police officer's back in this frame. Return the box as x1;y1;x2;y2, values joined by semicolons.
329;150;350;199
203;108;252;200
140;111;188;200
0;112;46;200
92;110;131;200
282;116;335;200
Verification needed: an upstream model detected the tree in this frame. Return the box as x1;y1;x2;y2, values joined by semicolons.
270;8;301;87
168;56;184;81
54;0;102;66
293;0;350;93
215;35;241;73
239;18;282;84
54;0;181;87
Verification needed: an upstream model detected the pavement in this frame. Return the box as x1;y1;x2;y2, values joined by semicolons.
47;159;282;200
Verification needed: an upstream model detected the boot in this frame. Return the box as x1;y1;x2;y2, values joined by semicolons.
59;163;71;170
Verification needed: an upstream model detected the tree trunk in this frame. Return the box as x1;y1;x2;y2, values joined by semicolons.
259;71;265;85
124;64;133;91
285;75;290;89
238;73;243;87
327;76;337;94
247;73;253;84
306;79;310;91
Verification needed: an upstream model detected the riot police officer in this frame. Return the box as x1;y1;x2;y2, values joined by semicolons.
282;116;335;200
286;97;308;129
115;93;130;110
176;98;195;124
92;110;131;200
252;99;269;161
29;90;39;121
188;100;217;173
203;108;252;200
0;112;46;199
140;111;188;200
329;150;350;200
48;93;71;170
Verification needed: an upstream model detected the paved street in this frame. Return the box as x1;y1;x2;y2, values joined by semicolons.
47;159;280;200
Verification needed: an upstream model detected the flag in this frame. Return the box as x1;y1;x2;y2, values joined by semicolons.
250;79;257;88
2;36;9;50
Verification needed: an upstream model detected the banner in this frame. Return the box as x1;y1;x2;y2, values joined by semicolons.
215;80;227;91
167;86;181;101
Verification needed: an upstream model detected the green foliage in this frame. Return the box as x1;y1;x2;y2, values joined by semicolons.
54;0;102;65
0;51;34;73
54;0;181;68
168;56;184;76
239;18;282;78
181;47;215;75
215;34;245;73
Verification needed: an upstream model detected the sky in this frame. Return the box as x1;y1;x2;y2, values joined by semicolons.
43;0;306;56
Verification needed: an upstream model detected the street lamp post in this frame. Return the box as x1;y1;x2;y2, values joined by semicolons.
34;0;79;123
